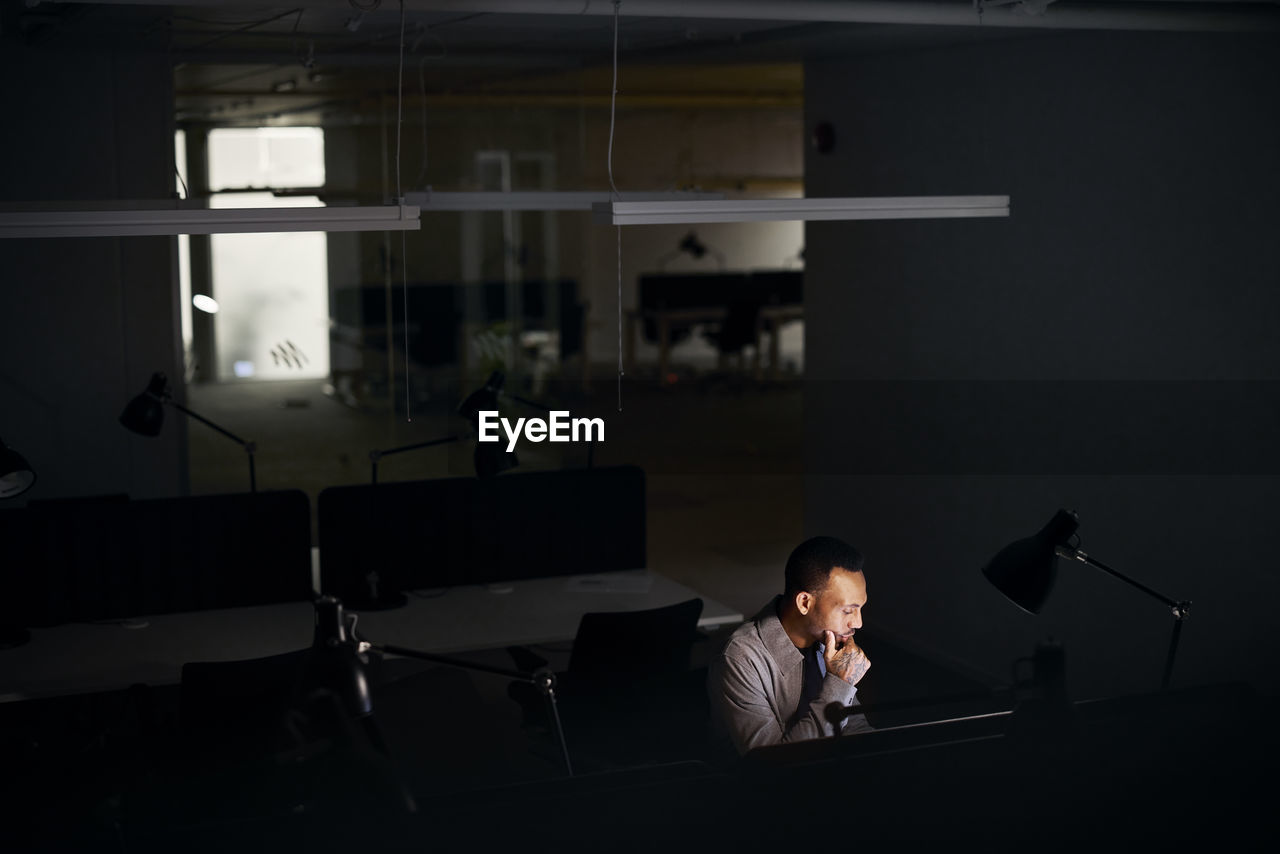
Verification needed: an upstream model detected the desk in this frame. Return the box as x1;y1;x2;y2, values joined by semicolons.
626;304;803;384
0;569;743;703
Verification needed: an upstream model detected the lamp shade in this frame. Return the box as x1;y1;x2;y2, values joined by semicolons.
679;232;708;259
119;372;169;437
457;370;504;424
982;509;1080;614
0;438;36;499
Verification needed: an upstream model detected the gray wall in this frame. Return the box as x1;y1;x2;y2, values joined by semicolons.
1;44;185;502
803;32;1280;700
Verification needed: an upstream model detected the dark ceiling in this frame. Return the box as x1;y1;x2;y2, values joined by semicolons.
8;1;1279;126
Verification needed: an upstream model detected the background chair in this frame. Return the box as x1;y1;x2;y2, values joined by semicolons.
156;647;413;833
508;598;707;769
565;597;704;679
700;297;763;389
179;649;313;764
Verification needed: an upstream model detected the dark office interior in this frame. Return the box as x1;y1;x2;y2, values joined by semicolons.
3;1;1279;850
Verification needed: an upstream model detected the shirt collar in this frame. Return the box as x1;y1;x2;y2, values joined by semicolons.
755;595;806;671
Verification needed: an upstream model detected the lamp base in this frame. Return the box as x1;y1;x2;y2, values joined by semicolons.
0;625;31;649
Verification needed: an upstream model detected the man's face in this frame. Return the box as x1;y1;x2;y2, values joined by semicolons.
799;568;867;645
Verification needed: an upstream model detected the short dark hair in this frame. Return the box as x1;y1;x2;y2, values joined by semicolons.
784;536;864;598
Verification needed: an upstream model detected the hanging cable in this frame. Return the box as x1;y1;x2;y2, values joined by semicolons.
416;55;430;188
607;1;621;201
290;8;305;65
395;5;405;201
609;0;623;411
186;7;302;52
397;0;411;421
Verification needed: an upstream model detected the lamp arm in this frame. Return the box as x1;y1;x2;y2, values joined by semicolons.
370;435;462;461
369;435;461;485
168;399;257;492
369;641;573;776
1058;548;1192;691
371;642;544;684
167;399;252;448
1058;547;1189;615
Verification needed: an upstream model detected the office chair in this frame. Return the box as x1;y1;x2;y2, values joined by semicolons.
164;647;413;831
700;297;762;389
565;597;704;680
179;648;313;763
507;598;707;768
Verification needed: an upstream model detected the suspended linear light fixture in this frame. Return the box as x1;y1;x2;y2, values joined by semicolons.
405;190;723;212
592;195;1010;225
0;204;419;239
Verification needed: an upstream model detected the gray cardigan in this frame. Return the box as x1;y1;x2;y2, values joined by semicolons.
708;597;871;757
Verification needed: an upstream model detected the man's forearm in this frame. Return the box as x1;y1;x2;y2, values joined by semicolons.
735;675;859;754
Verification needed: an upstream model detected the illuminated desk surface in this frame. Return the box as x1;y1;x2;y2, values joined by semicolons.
0;568;743;703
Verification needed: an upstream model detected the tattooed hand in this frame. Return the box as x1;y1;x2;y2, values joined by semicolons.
823;630;871;686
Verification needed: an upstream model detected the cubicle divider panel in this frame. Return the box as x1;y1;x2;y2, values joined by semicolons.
317;465;646;603
129;490;314;614
0;490;314;627
2;494;134;628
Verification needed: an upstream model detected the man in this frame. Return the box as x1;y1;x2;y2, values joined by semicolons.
709;535;873;757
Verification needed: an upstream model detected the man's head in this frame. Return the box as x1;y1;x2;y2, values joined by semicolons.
782;536;868;647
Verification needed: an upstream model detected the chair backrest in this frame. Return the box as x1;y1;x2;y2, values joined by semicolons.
180;648;311;758
568;597;704;680
713;298;761;354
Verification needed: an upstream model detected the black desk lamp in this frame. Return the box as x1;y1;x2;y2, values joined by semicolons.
365;641;574;778
120;372;258;493
460;369;557;424
353;402;521;609
459;371;523;478
354;435;462;611
659;231;726;271
0;438;36;646
982;508;1192;690
279;596;418;816
314;596;574;778
459;370;593;472
0;437;36;500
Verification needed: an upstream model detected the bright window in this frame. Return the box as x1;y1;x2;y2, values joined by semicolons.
206;128;328;381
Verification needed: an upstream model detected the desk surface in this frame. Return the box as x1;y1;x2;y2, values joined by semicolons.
0;569;743;703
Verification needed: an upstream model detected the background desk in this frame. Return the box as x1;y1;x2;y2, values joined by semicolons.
626;304;803;383
0;569;743;703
